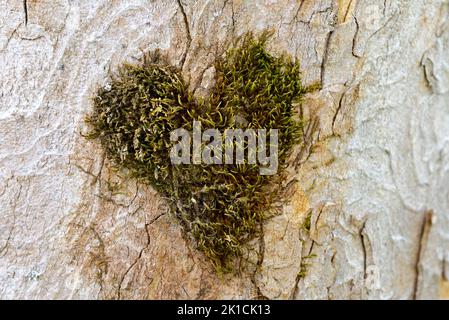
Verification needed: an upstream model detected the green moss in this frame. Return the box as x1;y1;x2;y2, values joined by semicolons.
85;32;311;271
302;210;312;232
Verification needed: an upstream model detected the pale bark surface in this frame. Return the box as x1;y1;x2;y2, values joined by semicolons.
1;0;449;299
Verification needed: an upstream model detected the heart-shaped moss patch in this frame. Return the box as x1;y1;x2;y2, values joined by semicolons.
85;33;312;271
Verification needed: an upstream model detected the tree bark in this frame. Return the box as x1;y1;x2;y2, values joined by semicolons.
1;0;449;299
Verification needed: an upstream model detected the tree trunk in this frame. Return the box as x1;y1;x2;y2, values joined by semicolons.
1;0;449;300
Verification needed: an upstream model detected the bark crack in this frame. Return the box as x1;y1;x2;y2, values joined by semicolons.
442;257;448;281
23;0;28;25
250;222;269;300
343;0;355;23
0;183;21;257
321;30;334;88
412;211;434;300
352;16;362;58
116;212;166;299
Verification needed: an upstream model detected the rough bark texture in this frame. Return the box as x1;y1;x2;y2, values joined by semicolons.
1;0;449;300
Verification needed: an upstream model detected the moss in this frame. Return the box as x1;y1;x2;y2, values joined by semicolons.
297;253;316;279
302;210;312;232
85;32;312;271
